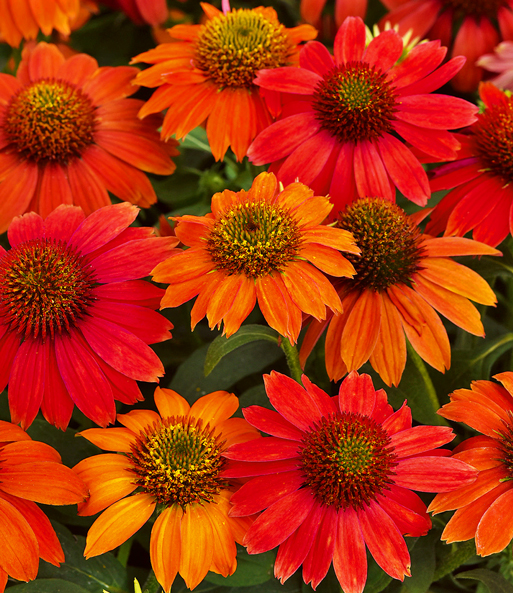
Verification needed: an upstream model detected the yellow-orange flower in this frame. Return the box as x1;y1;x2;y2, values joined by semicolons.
0;42;178;233
75;387;260;592
0;420;88;592
152;172;360;343
131;2;317;161
300;198;500;386
0;0;83;46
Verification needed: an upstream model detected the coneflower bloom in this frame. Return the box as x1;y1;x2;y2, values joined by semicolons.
0;0;83;46
300;0;367;29
428;82;513;248
0;420;88;591
379;0;513;92
248;16;477;214
478;41;513;89
224;370;477;592
75;387;261;592
131;2;317;162
0;203;178;430
429;372;513;556
152;172;360;344
0;41;178;233
100;0;167;26
300;198;499;386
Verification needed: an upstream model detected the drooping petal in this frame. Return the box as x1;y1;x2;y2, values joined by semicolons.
150;506;183;593
333;507;367;593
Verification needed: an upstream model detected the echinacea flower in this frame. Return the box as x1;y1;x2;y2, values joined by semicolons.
0;41;178;233
428;82;513;248
0;0;82;46
0;203;178;430
152;171;360;343
478;40;513;89
429;372;513;556
0;419;88;591
300;0;367;29
75;387;261;592
300;197;499;386
248;16;477;214
100;0;167;26
224;370;477;592
131;2;317;162
379;0;513;92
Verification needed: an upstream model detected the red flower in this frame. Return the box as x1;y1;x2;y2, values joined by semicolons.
380;0;513;92
100;0;168;26
0;203;178;430
248;16;477;215
0;420;88;592
427;82;513;247
224;371;477;592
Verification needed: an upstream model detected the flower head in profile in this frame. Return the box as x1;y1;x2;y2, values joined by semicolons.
380;0;513;92
0;41;178;233
248;16;477;214
152;172;360;344
0;203;178;430
428;82;513;247
75;387;260;592
224;371;477;592
300;198;499;386
0;0;84;46
429;372;513;556
0;420;88;592
131;2;317;162
478;41;513;90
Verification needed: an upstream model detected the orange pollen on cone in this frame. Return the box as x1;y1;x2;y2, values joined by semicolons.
128;416;228;510
4;79;96;163
312;62;398;143
0;238;97;340
441;0;505;19
194;8;293;88
472;96;513;183
206;200;303;278
299;412;397;511
336;197;424;292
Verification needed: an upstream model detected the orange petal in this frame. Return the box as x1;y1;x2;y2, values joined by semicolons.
476;488;513;555
179;503;214;589
84;493;155;558
116;409;160;435
78;427;135;452
222;276;257;337
189;391;238;426
421;236;501;258
0;421;31;443
152;249;214;284
300;243;356;277
1;440;61;464
206;502;237;577
256;273;302;343
151;506;183;593
154;386;190;419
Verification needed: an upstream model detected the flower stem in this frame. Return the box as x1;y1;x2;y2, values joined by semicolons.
433;540;476;581
280;337;303;384
142;569;161;593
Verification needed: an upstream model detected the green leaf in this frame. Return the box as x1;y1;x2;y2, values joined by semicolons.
457;569;513;593
205;550;275;587
179;127;212;152
400;531;438;593
37;523;129;593
6;579;90;593
204;325;280;376
169;340;282;402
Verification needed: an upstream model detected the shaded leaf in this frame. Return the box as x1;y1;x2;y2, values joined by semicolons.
457;569;513;593
6;579;90;593
205;550;274;587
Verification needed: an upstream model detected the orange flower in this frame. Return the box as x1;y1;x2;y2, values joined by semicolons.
300;198;500;386
75;387;260;592
0;41;178;233
0;0;82;46
131;2;316;161
0;420;88;591
429;373;513;556
152;172;360;343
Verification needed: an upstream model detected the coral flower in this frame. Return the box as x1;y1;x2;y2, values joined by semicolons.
300;0;367;29
429;372;513;556
379;0;513;92
152;172;360;343
0;41;178;234
0;0;82;46
75;387;261;592
0;420;88;591
478;41;513;89
131;2;317;161
248;16;477;213
428;82;513;248
0;203;178;430
300;198;499;386
100;0;168;26
224;370;477;592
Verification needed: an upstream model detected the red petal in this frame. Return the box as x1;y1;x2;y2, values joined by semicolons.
333;507;367;593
